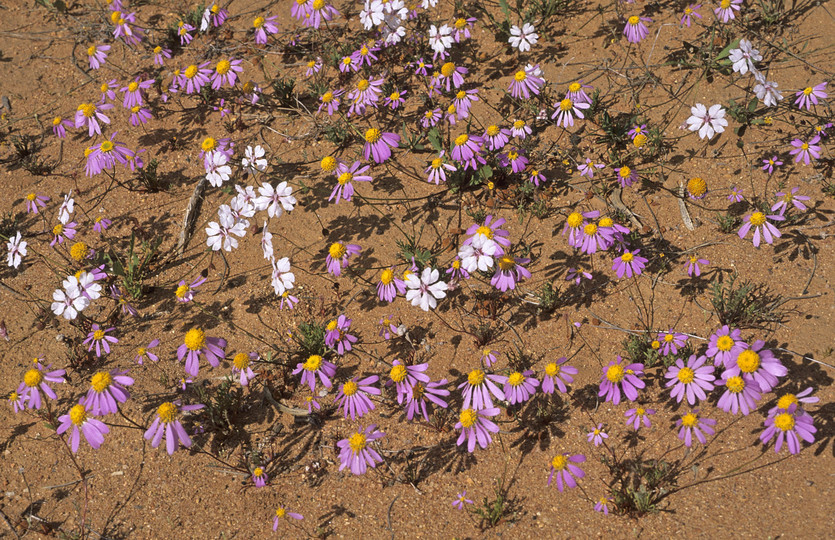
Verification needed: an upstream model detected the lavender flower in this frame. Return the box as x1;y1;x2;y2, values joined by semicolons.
83;369;133;415
676;410;716;446
456;407;501;452
177;328;227;376
665;354;715;405
587;424;608;446
760;403;816;454
292;355;337;392
625;407;655;430
336;375;380;420
541;357;577;394
738;211;784;247
144;401;204;455
705;325;747;368
599;357;645;404
57;403;109;453
547;453;585;492
503;370;539;405
338;425;385;475
459;369;507;410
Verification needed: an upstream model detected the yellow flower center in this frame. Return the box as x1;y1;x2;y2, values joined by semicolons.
389;91;401;101
716;335;734;351
355;79;371;92
27;192;37;201
681;413;698;427
774;413;795;432
497;255;515;271
125;82;139;93
514;70;526;82
69;404;88;425
380;268;394;285
621;252;634;262
91;371;113;392
312;0;325;10
677;367;695;384
215;60;231;75
651;340;660;349
99;139;115;153
725;375;744;393
606;364;625;383
559;98;573;111
441;62;455;77
87;45;97;56
664;334;674;342
507;151;519;161
175;284;189;298
131;105;141;113
459;408;478;428
184;328;207;351
777;394;799;410
569;82;581;92
365;128;381;143
233;353;250;370
720;0;730;8
201;137;217;152
633;133;648;147
636;407;646;416
447;104;456;114
342;380;359;396
70;242;90;261
736;350;760;373
455;134;469;146
321;91;334;104
431;157;443;169
456;90;466;99
475;225;493;239
455;18;466;29
348;432;367;452
551;455;568;470
157;402;177;423
486;125;500;137
749;212;767;226
253;467;264;477
303;355;323;372
390;364;407;383
329;242;347;259
276;508;286;518
326;320;338;333
53;224;64;236
337;172;353;185
468;369;485;386
253;16;265;28
803;87;813;95
184;65;199;79
619;166;632;178
583;223;598;236
242;81;255;93
513;119;526;129
545;362;560;377
566;212;583;228
24;368;44;388
321;156;337;172
508;372;525;387
599;217;613;227
79;103;96;118
628;15;640;25
110;11;121;23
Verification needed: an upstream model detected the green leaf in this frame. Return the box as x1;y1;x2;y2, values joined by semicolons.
715;38;740;61
498;0;511;24
480;164;493;180
747;97;758;113
427;127;442;153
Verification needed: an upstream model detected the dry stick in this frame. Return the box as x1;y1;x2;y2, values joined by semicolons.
677;182;696;231
0;507;21;540
177;177;208;257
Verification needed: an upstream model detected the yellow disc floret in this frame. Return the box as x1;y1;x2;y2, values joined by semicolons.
329;242;347;259
24;368;44;388
459;408;478;428
606;364;625;383
157;402;177;423
69;404;88;426
468;369;485;386
233;353;250;370
348;432;366;452
91;371;113;392
184;328;207;351
303;355;323;372
736;350;760;373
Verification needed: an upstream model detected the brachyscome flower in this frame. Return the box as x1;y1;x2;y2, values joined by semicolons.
134;339;160;364
336;375;380;420
542;357;577;394
717;373;760;415
57;403;109;453
17;361;66;410
177;328;227;376
794;82;827;110
326;242;361;276
625;406;655;430
504;370;539;405
232;352;257;386
459;369;507;410
706;325;747;368
658;329;688;356
83;369;133;415
452;491;473;510
686;103;728;140
714;0;742;23
456;407;500;452
684;255;709;277
676;410;716;446
723;340;786;393
760;403;816;454
761;156;782;175
772;187;810;215
144;401;204;455
547;453;585;492
599;356;645;404
612;249;648;278
273;506;303;530
665;354;715;405
789;136;821;165
737;211;783;247
623;15;651;43
680;4;702;26
252;14;279;44
338;425;385;475
292;354;337;392
587;423;608;446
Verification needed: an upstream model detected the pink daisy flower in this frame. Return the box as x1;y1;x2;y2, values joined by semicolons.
612;249;648;278
625;406;655;430
677;410;716;446
144;401;204;455
794;82;827;110
665;354;715;405
211;58;243;89
87;44;110;69
17;361;65;410
177;328;227;376
338;425;385;475
491;255;531;292
456;407;501;452
723;340;786;393
717;374;761;415
363;128;400;163
83;369;133;415
83;324;118;357
623;15;651;43
326;242;361;276
459;369;508;410
705;325;747;368
503;370;539;405
336;375;380;420
737;211;783;247
541;357;577;394
252;14;279;45
760;403;816;454
547;453;585;492
292;354;337;392
74;102;113;137
57;403;109;452
599;356;645;404
377;267;406;303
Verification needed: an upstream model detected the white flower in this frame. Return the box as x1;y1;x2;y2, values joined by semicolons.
242;145;268;175
459;236;498;274
200;7;212;32
271;257;295;296
428;24;454;56
728;39;762;76
686;103;728;140
421;0;438;9
261;220;274;261
508;23;539;53
255;181;296;218
58;192;74;224
206;214;247;252
405;267;448;311
6;231;27;268
230;195;255;222
753;72;783;108
51;288;89;320
64;272;101;301
206;152;232;187
235;184;257;204
360;0;385;30
382;13;406;45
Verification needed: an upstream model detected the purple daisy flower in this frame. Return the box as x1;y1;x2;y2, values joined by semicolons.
292;354;337;392
772;187;810;215
134;339;160;364
789;136;822;165
251;467;268;487
623;15;651;43
211;58;243;89
723;340;786;393
338;425;385;475
684;255;710;277
177;328;227;377
363;128;400;163
389;360;430;403
483;125;511;151
504;370;539;405
336;375;380;420
658;329;688;356
326;242;361;276
665;354;715;405
794;82;827;110
563;209;600;247
612;249;648;278
552;96;590;128
273;506;303;529
144;401;204;455
175;276;206;303
451;133;486;170
625;406;655;430
681;4;702;26
717;374;761;415
57;403;109;453
465;215;512;254
83;369;133;415
714;0;742;23
547;453;585;492
491;255;531;292
705;325;747;368
508;65;545;99
232;352;258;387
595;496;614;515
587;424;608;447
459;369;508;410
83;324;118;358
325;314;358;356
769;387;819;415
738;211;784;247
599;356;645;405
761;156;782;175
677;410;716;446
541;357;577;394
480;349;499;368
377;267;406;303
577;221;614;255
760;403;816;454
452;491;473;510
456;407;501;452
405;379;450;422
330;161;372;204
